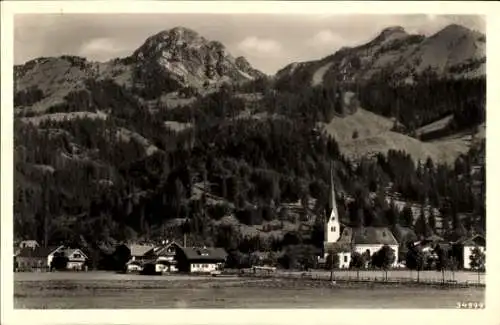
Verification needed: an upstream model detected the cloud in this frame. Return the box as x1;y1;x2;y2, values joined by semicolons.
78;38;128;60
237;36;282;56
309;29;345;48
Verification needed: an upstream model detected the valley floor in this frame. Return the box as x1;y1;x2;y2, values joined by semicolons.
14;272;484;309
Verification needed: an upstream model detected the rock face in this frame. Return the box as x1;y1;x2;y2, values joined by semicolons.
130;27;265;90
14;27;266;111
275;24;485;88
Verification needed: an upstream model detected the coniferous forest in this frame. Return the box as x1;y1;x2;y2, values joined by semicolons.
14;66;486;269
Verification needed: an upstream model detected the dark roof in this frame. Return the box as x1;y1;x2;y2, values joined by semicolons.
128;244;155;256
391;225;417;244
180;247;227;261
457;234;486;247
324;242;352;253
339;227;399;246
424;234;444;242
17;246;62;258
155;242;182;256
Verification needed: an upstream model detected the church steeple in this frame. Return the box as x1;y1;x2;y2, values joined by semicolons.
325;162;341;245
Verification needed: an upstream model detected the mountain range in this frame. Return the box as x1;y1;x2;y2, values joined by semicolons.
13;23;486;257
276;24;485;89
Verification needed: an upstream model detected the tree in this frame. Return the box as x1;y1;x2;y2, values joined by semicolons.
112;244;132;273
401;203;414;227
349;251;365;280
469;246;485;271
50;252;69;271
434;244;449;284
361;249;372;269
385;200;400;227
428;208;437;232
405;243;425;282
281;244;318;271
371;245;396;280
325;249;340;281
326;251;340;270
349;251;365;269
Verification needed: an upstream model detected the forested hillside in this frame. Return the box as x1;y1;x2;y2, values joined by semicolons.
13;24;486;268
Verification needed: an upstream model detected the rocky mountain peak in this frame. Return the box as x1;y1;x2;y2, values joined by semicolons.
380;26;407;36
372;26;408;44
235;56;251;71
129;26;263;91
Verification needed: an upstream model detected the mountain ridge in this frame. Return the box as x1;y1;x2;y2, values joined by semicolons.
275;23;485;88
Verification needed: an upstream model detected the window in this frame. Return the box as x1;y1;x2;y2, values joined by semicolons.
74;254;81;258
382;232;386;237
331;226;334;232
331;216;335;221
333;227;336;232
344;256;348;262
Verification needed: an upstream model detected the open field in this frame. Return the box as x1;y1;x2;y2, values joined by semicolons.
14;271;484;309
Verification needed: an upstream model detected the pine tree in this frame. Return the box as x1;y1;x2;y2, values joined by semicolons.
401;203;413;228
428;207;437;233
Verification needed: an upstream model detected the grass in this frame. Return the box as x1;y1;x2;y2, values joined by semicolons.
320;108;478;165
14;271;484;309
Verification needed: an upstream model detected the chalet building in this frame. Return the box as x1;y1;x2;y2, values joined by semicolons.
15;245;64;271
62;248;88;271
19;240;40;249
128;244;156;262
125;244;156;273
176;247;227;273
323;166;399;268
452;234;486;270
154;241;182;273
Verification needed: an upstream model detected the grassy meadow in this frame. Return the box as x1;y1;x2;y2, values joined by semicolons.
14;271;485;309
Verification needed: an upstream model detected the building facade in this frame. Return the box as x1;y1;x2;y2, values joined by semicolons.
176;247;227;273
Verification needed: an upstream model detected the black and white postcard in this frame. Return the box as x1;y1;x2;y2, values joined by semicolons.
1;1;499;325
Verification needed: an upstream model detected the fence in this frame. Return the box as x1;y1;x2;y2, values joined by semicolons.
236;269;485;286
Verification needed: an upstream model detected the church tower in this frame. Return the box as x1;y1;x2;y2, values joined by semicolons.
324;162;341;249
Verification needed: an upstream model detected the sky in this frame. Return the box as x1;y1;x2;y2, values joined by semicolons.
14;14;485;75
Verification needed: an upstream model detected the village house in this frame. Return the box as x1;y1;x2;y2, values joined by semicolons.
126;244;156;273
63;248;88;271
154;240;182;273
128;244;156;261
176;246;227;273
15;245;64;271
19;240;40;249
453;234;486;270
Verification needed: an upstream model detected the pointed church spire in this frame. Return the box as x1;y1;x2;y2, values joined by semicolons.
324;160;341;256
330;161;335;210
330;161;339;219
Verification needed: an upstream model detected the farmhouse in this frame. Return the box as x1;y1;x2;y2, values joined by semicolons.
453;234;486;270
15;245;64;271
19;240;40;249
62;248;88;271
128;244;156;262
125;244;156;273
154;241;182;273
176;246;227;273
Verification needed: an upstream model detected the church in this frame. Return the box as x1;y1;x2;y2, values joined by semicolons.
323;167;399;269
